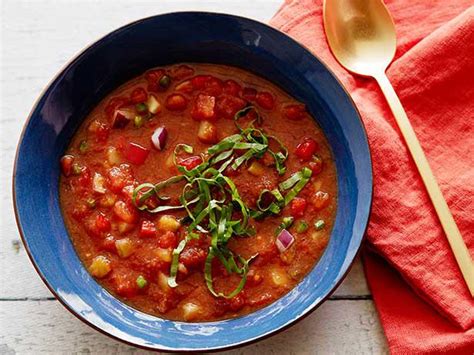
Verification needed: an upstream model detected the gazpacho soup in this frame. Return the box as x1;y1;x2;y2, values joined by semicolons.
59;63;337;322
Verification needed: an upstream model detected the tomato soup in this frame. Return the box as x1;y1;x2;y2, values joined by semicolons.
59;63;337;321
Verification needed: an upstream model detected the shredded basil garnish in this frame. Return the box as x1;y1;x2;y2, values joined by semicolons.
132;107;312;298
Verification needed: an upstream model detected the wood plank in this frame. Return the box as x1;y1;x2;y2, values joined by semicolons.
0;300;387;353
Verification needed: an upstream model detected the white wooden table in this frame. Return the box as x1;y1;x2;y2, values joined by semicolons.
0;1;388;353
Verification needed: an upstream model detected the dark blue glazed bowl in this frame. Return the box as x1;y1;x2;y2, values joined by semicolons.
13;12;372;352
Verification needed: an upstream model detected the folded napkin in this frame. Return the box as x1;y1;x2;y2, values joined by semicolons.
270;1;474;353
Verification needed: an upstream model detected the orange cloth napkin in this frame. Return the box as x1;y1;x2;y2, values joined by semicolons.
270;1;474;353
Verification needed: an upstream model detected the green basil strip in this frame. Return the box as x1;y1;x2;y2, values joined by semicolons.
168;238;188;288
211;149;234;165
132;106;294;298
256;189;283;212
153;175;185;200
283;167;312;205
208;134;242;155
231;149;258;169
232;142;267;151
279;171;302;190
233;106;256;132
132;183;156;210
133;175;186;211
173;143;193;164
204;248;257;298
218;156;234;173
147;196;199;214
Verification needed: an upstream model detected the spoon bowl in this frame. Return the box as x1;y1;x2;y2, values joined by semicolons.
323;0;474;296
323;0;396;76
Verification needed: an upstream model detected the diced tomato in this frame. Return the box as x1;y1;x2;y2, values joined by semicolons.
191;75;223;96
246;269;263;286
95;212;111;233
104;97;129;119
124;142;149;165
312;191;330;210
203;77;223;96
120;185;135;203
215;95;246;119
295;137;318;161
175;80;194;93
102;234;116;252
107;164;134;193
178;156;203;171
253;244;279;267
113;200;138;224
229;294;246;311
191;75;211;89
96;123;110;142
197;121;218;144
76;167;92;188
170;65;194;80
242;87;257;101
130;87;147;104
179;247;207;269
308;156;323;174
223;79;242;96
224;165;240;177
139;220;157;238
88;120;110;142
158;231;178;249
213;298;230;317
247;292;273;307
60;155;74;177
145;69;166;92
85;219;101;237
283;104;307;120
71;203;91;221
290;197;307;217
256;91;275;110
114;272;138;297
191;94;216;121
165;94;188;111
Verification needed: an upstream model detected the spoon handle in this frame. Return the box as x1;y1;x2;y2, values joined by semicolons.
374;72;474;297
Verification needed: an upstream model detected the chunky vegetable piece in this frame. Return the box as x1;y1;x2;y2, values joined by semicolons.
60;63;336;322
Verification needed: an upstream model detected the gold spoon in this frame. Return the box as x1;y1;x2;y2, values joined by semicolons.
323;0;474;296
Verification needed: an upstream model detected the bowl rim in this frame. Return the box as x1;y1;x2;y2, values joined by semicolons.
12;11;373;352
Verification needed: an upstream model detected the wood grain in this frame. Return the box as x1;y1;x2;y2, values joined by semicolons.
0;0;386;353
0;300;387;354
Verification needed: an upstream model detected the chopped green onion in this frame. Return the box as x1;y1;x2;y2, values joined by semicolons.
134;115;144;128
159;75;171;89
275;216;294;236
72;163;82;175
314;219;325;230
296;220;309;233
79;140;88;154
86;198;96;208
135;103;148;114
136;275;147;289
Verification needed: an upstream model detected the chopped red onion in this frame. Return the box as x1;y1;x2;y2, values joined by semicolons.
111;108;134;128
151;126;167;150
276;229;295;253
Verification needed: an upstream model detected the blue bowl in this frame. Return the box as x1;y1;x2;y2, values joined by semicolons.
13;12;372;352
